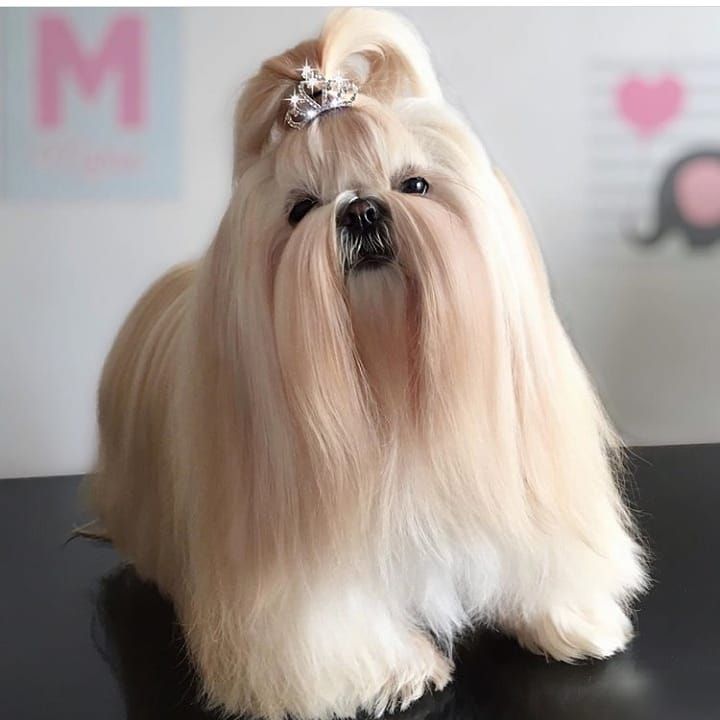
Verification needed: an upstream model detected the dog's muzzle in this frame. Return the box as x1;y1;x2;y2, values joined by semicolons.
337;198;394;273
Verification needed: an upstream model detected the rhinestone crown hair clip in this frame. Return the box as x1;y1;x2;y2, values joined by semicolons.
285;63;359;129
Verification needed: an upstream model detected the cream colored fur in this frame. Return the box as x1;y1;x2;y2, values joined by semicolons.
89;9;647;719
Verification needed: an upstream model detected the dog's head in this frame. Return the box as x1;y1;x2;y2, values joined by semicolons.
208;8;535;429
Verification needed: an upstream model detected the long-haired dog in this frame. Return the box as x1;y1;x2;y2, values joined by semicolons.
89;9;647;719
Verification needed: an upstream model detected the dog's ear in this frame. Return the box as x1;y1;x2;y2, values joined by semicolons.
320;8;442;104
491;164;629;533
493;167;554;298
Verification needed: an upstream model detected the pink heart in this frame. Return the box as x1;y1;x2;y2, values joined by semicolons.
616;76;684;136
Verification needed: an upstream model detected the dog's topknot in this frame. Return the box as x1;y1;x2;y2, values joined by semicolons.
232;9;441;176
320;8;441;103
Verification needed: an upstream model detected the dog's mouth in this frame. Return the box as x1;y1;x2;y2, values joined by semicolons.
341;224;395;274
351;254;394;271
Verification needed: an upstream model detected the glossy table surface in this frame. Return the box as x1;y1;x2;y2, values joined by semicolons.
2;444;719;720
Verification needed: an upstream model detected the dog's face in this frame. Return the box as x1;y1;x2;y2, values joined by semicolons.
228;74;501;433
280;107;421;276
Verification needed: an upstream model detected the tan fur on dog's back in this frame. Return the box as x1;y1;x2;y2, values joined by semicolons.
91;263;195;590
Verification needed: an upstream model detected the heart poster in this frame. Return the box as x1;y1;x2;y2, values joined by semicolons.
588;59;720;250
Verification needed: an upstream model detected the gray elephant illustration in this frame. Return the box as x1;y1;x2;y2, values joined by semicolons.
639;149;720;248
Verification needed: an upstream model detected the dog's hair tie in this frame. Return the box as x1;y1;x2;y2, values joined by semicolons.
285;63;359;129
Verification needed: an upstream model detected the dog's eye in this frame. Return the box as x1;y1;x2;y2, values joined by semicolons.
288;197;318;226
400;177;429;195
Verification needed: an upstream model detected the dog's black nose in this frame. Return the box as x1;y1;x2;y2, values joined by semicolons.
339;198;382;231
338;197;393;272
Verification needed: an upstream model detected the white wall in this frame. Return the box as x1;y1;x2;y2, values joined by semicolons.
2;7;719;478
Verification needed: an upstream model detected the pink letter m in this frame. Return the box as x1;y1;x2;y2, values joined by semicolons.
37;14;145;128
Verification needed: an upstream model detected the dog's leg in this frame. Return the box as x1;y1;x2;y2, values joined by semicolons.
496;526;646;661
182;579;452;720
508;594;634;662
369;630;453;717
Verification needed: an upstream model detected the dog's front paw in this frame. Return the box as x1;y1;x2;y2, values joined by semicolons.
371;635;453;717
513;599;634;661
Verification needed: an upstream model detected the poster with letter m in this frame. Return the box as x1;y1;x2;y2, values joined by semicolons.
1;8;180;199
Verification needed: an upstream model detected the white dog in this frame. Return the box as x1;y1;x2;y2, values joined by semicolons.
89;9;647;719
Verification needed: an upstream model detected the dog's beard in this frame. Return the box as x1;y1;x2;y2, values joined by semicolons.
272;188;497;532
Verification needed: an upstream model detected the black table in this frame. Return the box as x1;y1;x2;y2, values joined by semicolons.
2;445;719;720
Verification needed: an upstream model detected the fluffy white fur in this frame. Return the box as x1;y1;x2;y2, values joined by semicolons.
89;9;647;720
